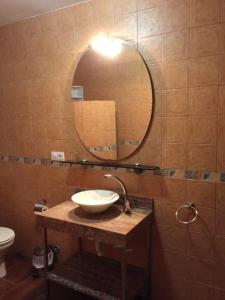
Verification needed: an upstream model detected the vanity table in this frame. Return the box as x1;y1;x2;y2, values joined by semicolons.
35;195;153;300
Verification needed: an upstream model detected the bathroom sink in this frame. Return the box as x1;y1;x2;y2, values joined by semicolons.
71;190;120;213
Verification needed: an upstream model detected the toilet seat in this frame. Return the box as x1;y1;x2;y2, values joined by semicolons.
0;227;15;245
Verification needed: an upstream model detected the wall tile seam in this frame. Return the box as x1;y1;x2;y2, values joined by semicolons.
160;199;216;210
137;21;222;41
162;142;217;145
137;22;224;38
155;246;215;262
151;84;225;91
150;57;216;74
156;222;216;235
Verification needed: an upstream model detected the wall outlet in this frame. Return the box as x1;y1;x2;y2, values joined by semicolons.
51;151;65;161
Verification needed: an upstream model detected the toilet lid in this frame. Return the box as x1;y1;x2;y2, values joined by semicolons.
0;227;15;245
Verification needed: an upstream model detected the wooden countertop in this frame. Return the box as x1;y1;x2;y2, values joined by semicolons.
35;197;153;247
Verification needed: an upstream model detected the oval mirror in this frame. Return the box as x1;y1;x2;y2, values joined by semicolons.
71;37;153;161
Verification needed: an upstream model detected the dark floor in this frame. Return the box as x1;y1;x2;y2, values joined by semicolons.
0;254;47;300
0;255;94;300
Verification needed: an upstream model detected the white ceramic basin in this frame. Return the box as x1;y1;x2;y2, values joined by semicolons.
71;190;120;214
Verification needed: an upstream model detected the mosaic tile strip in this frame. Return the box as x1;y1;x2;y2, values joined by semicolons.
0;154;225;183
88;140;141;153
89;144;117;153
118;139;141;146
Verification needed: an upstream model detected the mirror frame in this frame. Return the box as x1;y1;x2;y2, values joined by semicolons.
71;40;155;162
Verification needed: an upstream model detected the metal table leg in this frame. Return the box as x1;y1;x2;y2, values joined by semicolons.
146;226;151;299
121;248;127;300
77;237;83;254
44;228;48;272
43;228;50;299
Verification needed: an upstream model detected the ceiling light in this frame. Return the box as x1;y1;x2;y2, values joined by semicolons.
90;34;122;58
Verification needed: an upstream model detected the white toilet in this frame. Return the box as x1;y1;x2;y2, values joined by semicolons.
0;227;15;278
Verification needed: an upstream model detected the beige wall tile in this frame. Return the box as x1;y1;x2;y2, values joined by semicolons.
146;117;162;143
216;209;225;237
39;11;58;34
217;145;225;172
220;23;225;53
136;143;162;166
114;13;137;40
113;0;137;15
187;180;216;208
218;85;225;121
138;34;163;63
191;0;221;27
162;177;187;202
154;90;162;116
163;30;189;62
156;225;187;254
189;56;219;87
219;54;225;85
188;282;214;300
137;173;162;197
25;34;44;58
215;237;225;262
222;0;225;23
56;29;76;52
91;0;114;17
163;60;189;89
137;0;163;10
188;206;215;235
161;0;190;32
162;117;188;143
162;143;188;169
138;7;162;37
188;144;217;171
162;89;188;116
187;231;214;259
217;86;225;168
189;86;218;116
216;182;225;211
190;24;220;58
214;288;225;300
71;2;93;30
187;257;214;285
188;116;217;144
24;17;42;37
148;63;163;90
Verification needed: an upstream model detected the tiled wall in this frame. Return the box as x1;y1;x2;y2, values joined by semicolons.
0;0;225;299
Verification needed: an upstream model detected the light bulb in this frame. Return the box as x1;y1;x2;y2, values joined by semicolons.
90;35;122;58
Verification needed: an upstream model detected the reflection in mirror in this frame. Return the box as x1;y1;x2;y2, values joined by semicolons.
72;37;153;161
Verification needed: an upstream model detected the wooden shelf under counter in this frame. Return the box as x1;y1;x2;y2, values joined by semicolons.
47;252;148;300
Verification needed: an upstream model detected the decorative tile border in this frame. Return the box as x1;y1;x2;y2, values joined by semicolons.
158;168;221;182
118;139;141;146
1;154;225;183
88;140;141;153
89;144;117;153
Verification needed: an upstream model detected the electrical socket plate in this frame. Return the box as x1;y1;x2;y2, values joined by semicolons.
51;151;65;161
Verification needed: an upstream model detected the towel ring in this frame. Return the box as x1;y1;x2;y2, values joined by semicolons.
175;203;198;224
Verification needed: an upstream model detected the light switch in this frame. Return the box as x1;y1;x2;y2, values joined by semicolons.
51;151;65;161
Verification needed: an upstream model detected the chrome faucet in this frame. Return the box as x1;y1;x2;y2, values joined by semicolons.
104;174;131;213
